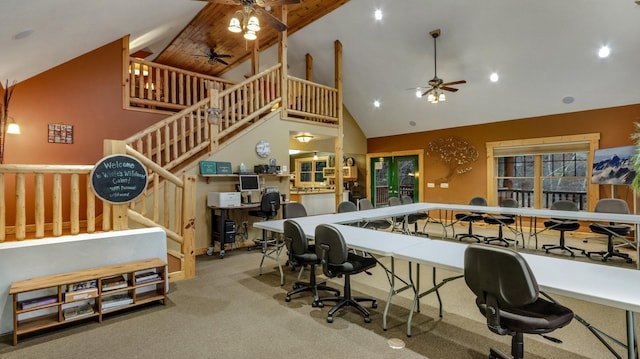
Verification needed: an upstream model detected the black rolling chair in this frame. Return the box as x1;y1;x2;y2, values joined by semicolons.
337;201;357;213
454;196;487;242
282;202;307;219
464;244;574;359
586;198;634;263
484;198;519;247
542;200;583;257
314;224;378;323
283;220;340;304
358;198;392;230
401;195;429;236
248;192;283;283
248;191;281;250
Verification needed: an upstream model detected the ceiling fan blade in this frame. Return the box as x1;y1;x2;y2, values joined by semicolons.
197;0;239;5
217;59;230;65
441;86;459;92
421;88;435;97
441;80;466;86
263;0;301;5
254;6;288;31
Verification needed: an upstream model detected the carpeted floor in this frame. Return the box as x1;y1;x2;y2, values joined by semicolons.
0;221;636;358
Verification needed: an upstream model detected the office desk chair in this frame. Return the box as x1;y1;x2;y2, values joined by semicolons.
314;224;378;323
454;196;487;242
388;197;410;234
337;201;357;213
542;200;583;257
484;198;519;247
283;202;307;219
586;198;634;263
464;244;574;359
249;192;283;283
401;195;429;236
358;198;391;230
283;220;340;305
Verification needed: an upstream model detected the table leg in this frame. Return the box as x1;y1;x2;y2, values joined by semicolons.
626;311;637;359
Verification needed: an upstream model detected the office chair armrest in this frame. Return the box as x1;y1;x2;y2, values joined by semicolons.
318;243;335;278
485;295;510;336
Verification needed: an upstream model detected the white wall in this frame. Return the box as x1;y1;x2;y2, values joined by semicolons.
0;227;167;334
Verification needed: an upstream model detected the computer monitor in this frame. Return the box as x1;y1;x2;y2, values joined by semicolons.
238;175;260;192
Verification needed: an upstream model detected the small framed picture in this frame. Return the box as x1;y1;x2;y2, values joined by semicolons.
48;124;73;144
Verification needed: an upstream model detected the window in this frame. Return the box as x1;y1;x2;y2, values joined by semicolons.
487;134;599;210
294;156;328;187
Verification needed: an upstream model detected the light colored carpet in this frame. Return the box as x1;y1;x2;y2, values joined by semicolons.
0;221;636;358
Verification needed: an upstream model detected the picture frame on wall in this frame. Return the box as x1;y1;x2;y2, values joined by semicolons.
48;124;73;144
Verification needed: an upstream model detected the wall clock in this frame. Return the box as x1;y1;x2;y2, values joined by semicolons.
255;140;271;158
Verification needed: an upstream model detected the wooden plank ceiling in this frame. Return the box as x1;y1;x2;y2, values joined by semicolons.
153;0;349;78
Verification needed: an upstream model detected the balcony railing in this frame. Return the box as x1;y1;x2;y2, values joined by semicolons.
498;188;587;210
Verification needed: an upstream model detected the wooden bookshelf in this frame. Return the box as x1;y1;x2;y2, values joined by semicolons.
10;258;166;345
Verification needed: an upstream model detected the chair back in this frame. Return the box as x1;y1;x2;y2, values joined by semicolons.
470;197;488;206
388;197;402;206
594;198;630;214
464;244;538;334
500;198;518;208
401;196;414;204
283;220;309;257
358;198;375;210
259;191;281;218
315;224;349;277
550;200;578;212
337;201;357;213
283;202;307;219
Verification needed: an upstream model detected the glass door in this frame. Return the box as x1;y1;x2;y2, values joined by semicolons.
370;155;419;207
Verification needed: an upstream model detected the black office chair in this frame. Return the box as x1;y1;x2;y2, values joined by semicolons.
314;224;378;323
358;198;392;230
337;201;357;213
454;196;487;242
388;197;409;234
248;191;281;251
586;198;633;263
484;198;519;247
283;220;340;305
401;195;429;236
464;244;574;359
542;200;583;257
282;202;307;219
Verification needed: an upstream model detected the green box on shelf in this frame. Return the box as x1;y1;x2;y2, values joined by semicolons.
199;161;232;175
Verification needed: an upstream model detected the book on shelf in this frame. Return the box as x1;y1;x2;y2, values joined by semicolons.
101;274;127;291
64;287;98;302
63;303;95;320
135;272;161;284
68;280;97;292
101;293;133;310
19;296;58;310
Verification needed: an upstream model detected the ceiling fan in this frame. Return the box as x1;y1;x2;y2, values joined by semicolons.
194;48;232;65
201;0;300;32
414;29;466;103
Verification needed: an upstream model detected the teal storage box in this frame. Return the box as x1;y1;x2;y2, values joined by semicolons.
215;162;232;174
200;161;232;175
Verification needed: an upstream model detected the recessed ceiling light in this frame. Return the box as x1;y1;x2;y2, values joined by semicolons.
409;121;416;126
373;100;380;108
598;46;610;58
489;72;499;82
562;96;575;104
374;9;383;20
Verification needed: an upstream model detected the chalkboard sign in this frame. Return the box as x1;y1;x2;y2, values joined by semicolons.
91;155;148;204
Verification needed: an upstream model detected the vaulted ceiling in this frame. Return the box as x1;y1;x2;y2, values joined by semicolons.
2;0;640;139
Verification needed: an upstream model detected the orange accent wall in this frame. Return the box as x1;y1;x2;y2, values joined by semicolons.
367;104;640;204
3;38;165;165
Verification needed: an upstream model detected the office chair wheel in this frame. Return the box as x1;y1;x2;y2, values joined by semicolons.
626;258;633;264
312;301;323;308
372;302;378;309
364;316;371;323
327;316;334;323
285;296;291;302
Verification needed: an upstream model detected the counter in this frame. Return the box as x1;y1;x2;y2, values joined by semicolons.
289;190;349;215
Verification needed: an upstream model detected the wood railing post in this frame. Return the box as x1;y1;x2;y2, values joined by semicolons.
103;140;129;231
181;174;196;279
209;88;220;152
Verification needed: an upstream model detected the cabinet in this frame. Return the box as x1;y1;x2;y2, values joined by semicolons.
294;156;329;187
10;258;166;345
322;166;358;180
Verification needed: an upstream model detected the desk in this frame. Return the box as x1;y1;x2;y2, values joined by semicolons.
254;202;640;359
208;203;258;258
